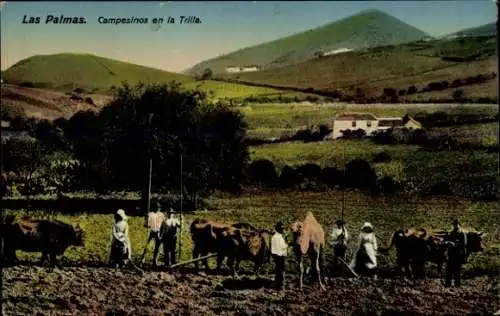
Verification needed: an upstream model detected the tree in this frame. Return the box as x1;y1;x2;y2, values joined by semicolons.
63;82;249;196
247;159;278;187
200;68;213;80
2;137;47;194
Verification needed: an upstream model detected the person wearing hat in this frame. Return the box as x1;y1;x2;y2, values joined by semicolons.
444;219;467;287
331;219;349;272
140;200;166;266
349;222;378;277
109;209;132;267
270;221;288;291
159;208;181;268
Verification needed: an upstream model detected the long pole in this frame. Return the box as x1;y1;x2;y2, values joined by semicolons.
178;152;183;263
341;143;345;222
143;113;154;222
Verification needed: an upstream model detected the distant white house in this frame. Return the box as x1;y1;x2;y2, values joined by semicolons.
322;48;354;57
226;65;260;73
241;65;260;72
327;113;422;139
226;66;241;73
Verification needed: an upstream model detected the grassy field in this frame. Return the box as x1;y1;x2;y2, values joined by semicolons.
8;191;500;274
186;9;429;76
239;103;499;131
427;122;499;147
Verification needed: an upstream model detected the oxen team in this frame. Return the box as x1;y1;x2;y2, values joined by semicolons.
0;208;487;291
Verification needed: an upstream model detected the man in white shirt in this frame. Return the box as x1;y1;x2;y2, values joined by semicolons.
160;208;181;268
140;200;166;266
331;219;349;271
271;221;288;291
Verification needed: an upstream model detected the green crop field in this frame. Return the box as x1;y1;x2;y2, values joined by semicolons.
7;191;500;273
239;103;499;131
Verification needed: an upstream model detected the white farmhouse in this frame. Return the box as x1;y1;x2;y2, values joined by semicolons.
226;66;241;73
328;113;422;139
241;65;260;72
329;113;379;139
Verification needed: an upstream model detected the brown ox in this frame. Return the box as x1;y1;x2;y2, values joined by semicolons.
289;212;326;290
1;216;84;267
189;219;271;276
218;224;272;276
380;228;486;279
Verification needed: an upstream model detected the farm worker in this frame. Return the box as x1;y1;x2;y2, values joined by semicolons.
159;208;181;268
444;219;467;288
271;221;288;291
140;200;166;266
349;222;378;277
109;209;132;266
331;219;349;271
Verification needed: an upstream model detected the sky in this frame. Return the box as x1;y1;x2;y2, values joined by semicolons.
1;1;497;73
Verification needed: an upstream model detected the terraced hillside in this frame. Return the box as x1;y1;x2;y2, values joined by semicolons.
226;36;498;100
185;9;430;76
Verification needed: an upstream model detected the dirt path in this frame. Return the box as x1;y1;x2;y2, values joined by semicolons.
2;266;499;316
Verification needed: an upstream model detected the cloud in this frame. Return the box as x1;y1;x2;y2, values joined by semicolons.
159;2;165;6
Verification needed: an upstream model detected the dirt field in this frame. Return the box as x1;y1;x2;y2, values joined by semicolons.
2;262;499;316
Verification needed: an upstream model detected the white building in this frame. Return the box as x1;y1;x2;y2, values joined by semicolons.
226;66;241;73
241;65;260;72
328;113;422;139
322;48;354;57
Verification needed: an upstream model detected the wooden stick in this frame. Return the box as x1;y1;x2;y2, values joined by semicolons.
169;253;217;269
338;258;359;278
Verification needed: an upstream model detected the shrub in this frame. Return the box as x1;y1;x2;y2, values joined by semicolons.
344;159;377;191
279;165;296;188
407;85;418;95
73;87;86;94
319;167;342;188
452;89;465;102
398;89;407;96
20;82;35;88
378;176;401;195
246;159;278;187
450;79;463;88
294;163;322;188
372;152;392;163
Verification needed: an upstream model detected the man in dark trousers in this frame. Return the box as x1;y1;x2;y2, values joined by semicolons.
271;221;288;291
445;219;467;287
140;200;165;267
159;208;181;268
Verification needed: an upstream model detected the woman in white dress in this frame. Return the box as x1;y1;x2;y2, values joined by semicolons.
349;222;378;277
109;209;132;267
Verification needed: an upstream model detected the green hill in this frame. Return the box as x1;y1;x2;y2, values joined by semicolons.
185;9;430;76
446;22;497;38
2;53;191;92
1;53;296;99
223;35;497;100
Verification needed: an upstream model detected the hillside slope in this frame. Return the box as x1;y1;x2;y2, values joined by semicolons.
2;53;192;92
446;22;497;38
226;35;498;100
2;53;303;100
185;9;430;76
